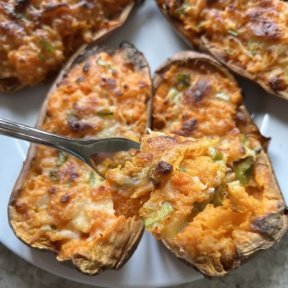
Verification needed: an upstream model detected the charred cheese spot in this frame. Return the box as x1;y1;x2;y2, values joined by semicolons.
155;161;173;175
184;79;210;105
15;0;30;11
269;75;287;92
235;110;247;124
248;18;281;39
100;77;117;89
174;119;197;137
82;62;91;73
60;193;70;204
67;115;90;132
14;199;29;214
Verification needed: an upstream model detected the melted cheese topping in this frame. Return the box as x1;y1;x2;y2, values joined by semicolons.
0;0;134;88
153;60;242;137
10;46;150;264
157;0;288;96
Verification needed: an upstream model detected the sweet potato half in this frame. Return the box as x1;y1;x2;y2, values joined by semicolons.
155;0;288;100
0;0;143;93
106;51;288;277
8;42;152;275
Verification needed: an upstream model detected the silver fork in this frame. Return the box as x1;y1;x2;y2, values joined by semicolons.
0;118;140;177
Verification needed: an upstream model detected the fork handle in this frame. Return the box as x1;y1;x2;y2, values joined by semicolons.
0;118;85;161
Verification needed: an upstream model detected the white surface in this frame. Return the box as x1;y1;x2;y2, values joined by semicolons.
0;1;288;288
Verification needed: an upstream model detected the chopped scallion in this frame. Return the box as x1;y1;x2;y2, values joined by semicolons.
97;109;114;117
167;87;182;104
178;166;188;173
208;147;224;161
39;38;55;53
216;92;230;101
176;73;190;89
234;157;254;186
175;2;192;16
56;151;68;167
144;202;174;228
228;29;238;37
89;172;101;187
97;59;109;67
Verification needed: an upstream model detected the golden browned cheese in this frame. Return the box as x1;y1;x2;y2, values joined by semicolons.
152;52;266;144
9;43;151;275
0;0;136;92
106;52;288;277
152;54;242;137
156;0;288;99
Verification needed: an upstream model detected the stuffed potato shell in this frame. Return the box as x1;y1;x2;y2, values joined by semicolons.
156;0;288;100
106;51;288;277
8;42;151;275
0;0;142;93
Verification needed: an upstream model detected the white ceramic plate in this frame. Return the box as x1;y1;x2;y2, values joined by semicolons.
1;1;288;287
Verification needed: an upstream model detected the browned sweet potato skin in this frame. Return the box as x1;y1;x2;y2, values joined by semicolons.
151;51;288;277
8;42;152;275
155;0;288;100
0;0;142;93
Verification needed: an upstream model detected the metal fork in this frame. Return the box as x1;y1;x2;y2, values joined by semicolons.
0;118;140;177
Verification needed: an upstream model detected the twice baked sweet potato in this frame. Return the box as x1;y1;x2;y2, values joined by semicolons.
106;51;288;277
156;0;288;100
8;42;152;275
0;0;142;93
